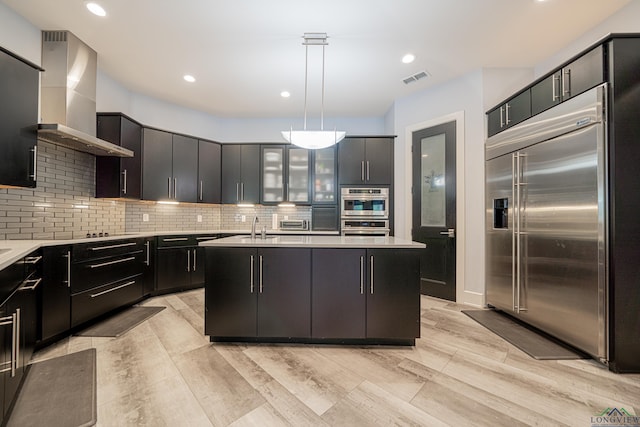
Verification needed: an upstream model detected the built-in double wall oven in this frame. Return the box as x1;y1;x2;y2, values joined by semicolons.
340;187;390;236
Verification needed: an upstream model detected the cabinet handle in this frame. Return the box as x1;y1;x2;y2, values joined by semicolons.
90;280;136;298
89;242;137;251
552;74;560;101
122;169;127;195
241;182;245;200
360;256;364;294
168;177;172;198
199;180;203;201
236;183;240;201
499;106;505;128
29;145;37;181
361;161;365;181
145;241;150;266
20;255;42;265
174;178;178;199
10;309;20;377
366;161;370;181
192;249;197;271
162;237;188;242
259;255;263;293
370;255;374;294
89;256;136;269
20;277;42;291
250;255;254;293
187;250;191;272
64;251;71;288
505;103;511;125
562;69;571;96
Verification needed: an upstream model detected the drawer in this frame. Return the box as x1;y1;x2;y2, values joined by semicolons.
73;238;144;262
71;274;143;328
156;235;197;248
71;251;145;294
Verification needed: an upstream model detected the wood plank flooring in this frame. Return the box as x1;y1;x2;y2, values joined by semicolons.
31;290;640;426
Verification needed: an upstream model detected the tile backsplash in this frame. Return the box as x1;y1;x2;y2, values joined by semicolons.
1;140;314;240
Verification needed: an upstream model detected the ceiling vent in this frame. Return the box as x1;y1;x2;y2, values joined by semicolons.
402;70;430;85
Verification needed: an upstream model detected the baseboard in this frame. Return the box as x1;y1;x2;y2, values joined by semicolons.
461;290;484;308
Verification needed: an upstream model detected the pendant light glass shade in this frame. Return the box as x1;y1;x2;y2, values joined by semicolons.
281;129;346;149
282;33;345;149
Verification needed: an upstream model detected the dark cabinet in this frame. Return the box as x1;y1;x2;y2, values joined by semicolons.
221;144;260;203
142;238;155;296
198;140;222;204
311;206;338;231
96;113;143;199
312;248;419;340
487;89;532;137
312;249;366;338
531;45;604;116
261;145;310;204
312;146;337;204
0;47;40;188
40;246;71;342
155;235;211;293
142;129;198;202
338;137;393;185
205;247;311;338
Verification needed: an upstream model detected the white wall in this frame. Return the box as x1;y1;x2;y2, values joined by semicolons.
0;2;41;65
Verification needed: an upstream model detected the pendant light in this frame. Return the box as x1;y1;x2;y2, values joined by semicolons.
281;33;346;149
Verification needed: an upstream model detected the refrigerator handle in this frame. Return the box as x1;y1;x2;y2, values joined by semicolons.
512;153;517;312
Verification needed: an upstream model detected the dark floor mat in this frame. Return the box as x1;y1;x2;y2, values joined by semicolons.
462;309;587;360
75;306;165;337
7;349;97;427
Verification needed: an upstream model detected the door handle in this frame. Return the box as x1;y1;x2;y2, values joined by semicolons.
122;169;127;195
439;228;455;238
29;145;37;181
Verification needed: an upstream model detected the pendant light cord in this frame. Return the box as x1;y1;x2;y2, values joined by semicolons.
303;43;308;131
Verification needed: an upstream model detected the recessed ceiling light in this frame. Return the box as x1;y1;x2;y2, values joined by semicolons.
402;54;415;64
183;74;196;83
280;91;291;98
85;2;106;17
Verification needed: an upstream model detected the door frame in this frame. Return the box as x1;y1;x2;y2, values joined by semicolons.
404;111;467;304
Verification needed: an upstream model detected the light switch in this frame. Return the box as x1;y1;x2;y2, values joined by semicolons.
142;213;149;222
197;215;203;223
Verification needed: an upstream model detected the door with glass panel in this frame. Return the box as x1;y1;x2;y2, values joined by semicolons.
287;147;310;203
412;121;456;301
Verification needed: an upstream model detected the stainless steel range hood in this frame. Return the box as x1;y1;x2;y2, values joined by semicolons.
38;31;132;157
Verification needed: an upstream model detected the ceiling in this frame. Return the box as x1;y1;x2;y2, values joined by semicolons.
2;0;632;119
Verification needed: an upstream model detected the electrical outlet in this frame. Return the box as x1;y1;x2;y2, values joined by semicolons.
142;213;149;222
197;215;202;223
241;215;246;222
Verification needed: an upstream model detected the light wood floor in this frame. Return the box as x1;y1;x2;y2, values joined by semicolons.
31;289;640;426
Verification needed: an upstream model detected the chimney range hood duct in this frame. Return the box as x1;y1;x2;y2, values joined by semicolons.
38;31;132;157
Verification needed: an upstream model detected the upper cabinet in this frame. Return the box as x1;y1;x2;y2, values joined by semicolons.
261;145;310;205
338;137;393;185
96;113;143;199
531;45;604;116
221;144;260;204
198;140;222;204
488;44;605;137
312;146;337;204
0;47;41;188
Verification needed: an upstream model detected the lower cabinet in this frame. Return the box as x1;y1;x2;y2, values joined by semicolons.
156;235;215;293
205;247;311;338
41;246;71;342
312;248;420;340
205;247;419;342
71;275;143;327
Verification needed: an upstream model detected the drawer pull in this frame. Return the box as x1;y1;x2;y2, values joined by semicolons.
89;256;136;269
20;277;42;291
21;255;43;265
89;242;137;251
90;280;136;298
162;238;189;242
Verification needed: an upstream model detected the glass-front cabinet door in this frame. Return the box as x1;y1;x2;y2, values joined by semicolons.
287;147;310;203
262;146;284;203
312;147;336;203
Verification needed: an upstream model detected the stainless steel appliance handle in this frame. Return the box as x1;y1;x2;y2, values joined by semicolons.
162;238;189;242
259;255;263;293
122;169;127;195
90;242;137;251
90;280;136;298
145;241;150;266
370;255;374;294
512;153;517;312
30;145;37;181
89;256;136;269
250;255;254;293
360;256;364;294
64;250;71;288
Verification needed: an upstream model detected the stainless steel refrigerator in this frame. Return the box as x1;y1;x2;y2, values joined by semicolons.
485;84;608;362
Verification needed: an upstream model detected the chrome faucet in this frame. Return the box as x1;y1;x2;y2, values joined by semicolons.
251;216;259;239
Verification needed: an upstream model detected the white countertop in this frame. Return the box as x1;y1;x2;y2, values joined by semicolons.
0;229;341;270
199;235;425;249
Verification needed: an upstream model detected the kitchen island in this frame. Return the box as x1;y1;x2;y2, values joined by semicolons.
200;235;425;345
